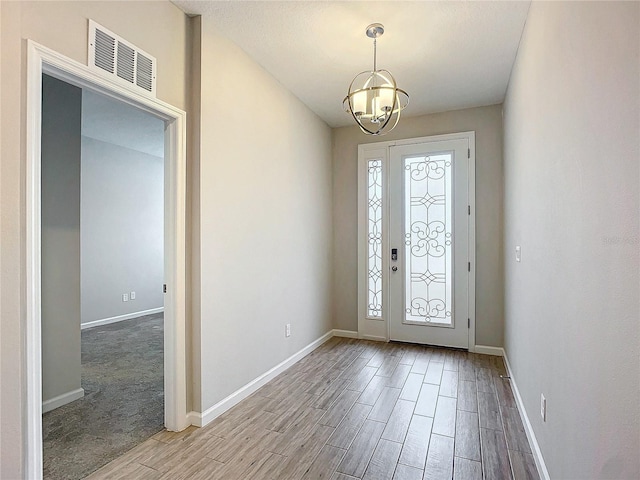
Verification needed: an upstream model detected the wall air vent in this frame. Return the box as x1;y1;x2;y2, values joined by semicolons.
88;20;157;96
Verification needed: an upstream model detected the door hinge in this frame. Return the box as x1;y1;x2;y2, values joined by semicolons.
468;318;470;329
468;262;471;272
163;284;167;294
468;148;470;158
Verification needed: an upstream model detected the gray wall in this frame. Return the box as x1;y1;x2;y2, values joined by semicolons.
195;23;334;412
332;105;504;347
503;2;639;478
80;135;164;325
41;74;82;404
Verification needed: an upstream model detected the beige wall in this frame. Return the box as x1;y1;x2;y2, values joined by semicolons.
0;2;190;477
195;23;334;412
194;22;332;411
332;105;504;347
186;14;201;418
503;2;639;478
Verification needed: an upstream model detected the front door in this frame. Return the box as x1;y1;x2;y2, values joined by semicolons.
388;139;470;348
357;134;473;349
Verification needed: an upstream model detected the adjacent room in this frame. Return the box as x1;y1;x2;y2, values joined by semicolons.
0;1;638;480
40;77;166;479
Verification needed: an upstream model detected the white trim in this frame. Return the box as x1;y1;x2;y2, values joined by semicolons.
25;40;188;479
189;331;334;427
25;42;44;480
503;352;551;480
474;345;505;356
80;307;164;330
42;388;85;414
332;329;359;339
467;132;477;353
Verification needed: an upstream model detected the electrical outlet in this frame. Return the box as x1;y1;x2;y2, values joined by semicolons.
130;291;136;300
285;324;291;337
515;245;521;262
122;293;129;302
540;394;546;422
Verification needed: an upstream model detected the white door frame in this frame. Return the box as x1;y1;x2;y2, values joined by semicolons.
357;132;476;351
25;40;188;479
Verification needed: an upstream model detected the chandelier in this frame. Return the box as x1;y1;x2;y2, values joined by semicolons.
343;23;409;135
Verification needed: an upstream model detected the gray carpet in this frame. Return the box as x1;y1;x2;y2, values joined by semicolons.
43;313;164;480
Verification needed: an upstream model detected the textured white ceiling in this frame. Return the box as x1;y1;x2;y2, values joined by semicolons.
173;1;530;127
82;90;165;158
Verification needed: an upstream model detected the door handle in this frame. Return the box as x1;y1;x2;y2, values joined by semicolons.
392;266;398;272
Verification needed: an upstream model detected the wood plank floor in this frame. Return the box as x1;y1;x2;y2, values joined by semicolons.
86;338;540;480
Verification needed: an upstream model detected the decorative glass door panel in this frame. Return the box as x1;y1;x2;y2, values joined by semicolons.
388;139;470;349
403;154;453;325
367;159;383;318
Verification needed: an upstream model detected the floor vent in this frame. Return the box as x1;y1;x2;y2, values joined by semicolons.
88;20;157;96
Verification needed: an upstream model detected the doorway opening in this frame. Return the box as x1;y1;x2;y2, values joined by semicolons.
25;41;187;479
357;133;476;350
39;75;167;478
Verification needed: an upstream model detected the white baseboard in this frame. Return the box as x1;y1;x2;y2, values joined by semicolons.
332;329;359;338
81;307;164;330
474;345;505;356
503;352;551;480
188;330;334;427
42;387;84;413
186;410;201;426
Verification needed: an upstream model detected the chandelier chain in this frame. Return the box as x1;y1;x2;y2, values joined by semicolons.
373;38;377;72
